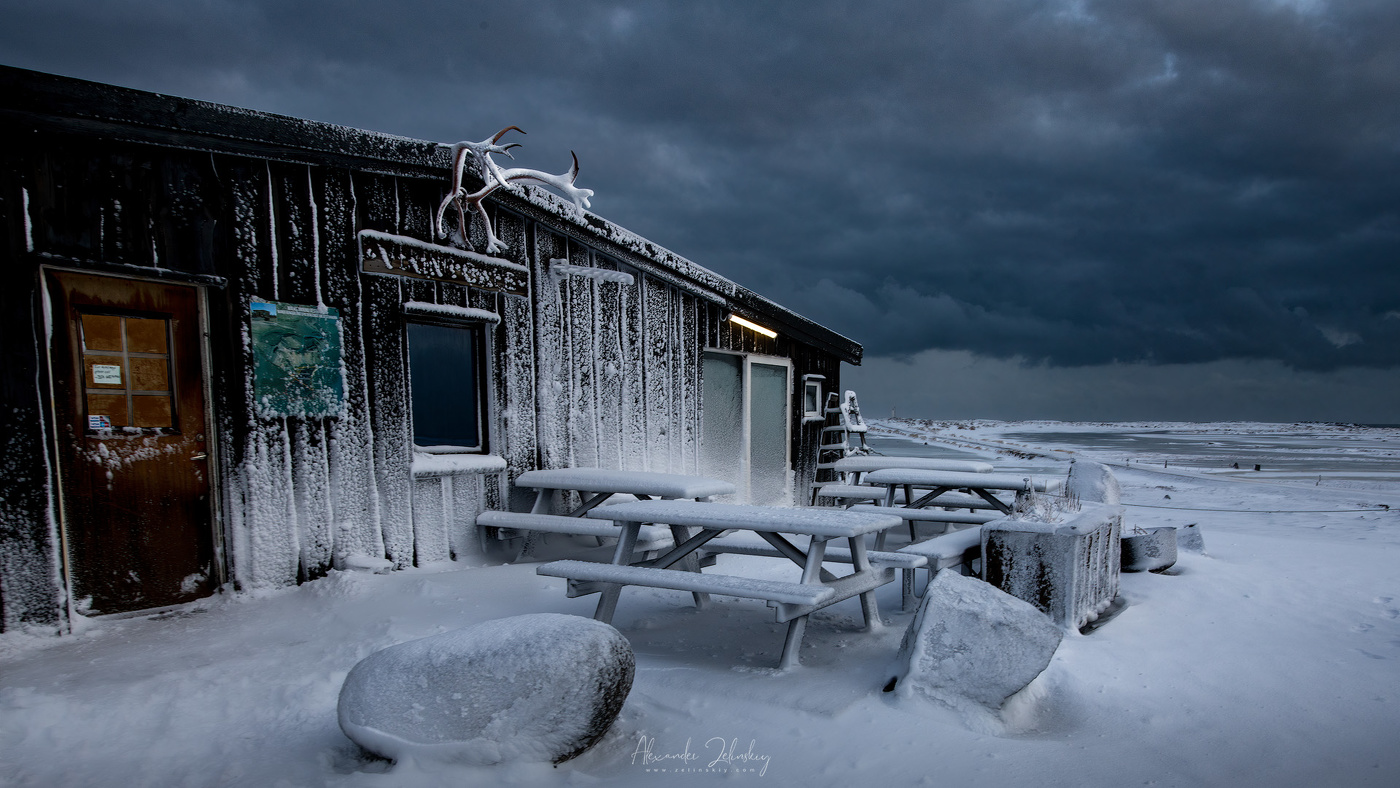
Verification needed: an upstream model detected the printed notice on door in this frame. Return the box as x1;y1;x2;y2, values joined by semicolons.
250;300;346;418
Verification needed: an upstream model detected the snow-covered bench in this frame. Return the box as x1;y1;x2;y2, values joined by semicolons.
475;511;674;551
537;560;836;607
812;483;887;506
847;504;999;546
894;528;985;611
700;534;927;572
538;500;905;668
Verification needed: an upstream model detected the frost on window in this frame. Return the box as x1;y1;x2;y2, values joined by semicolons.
700;352;743;487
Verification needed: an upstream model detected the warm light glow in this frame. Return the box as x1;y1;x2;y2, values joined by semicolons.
728;314;777;338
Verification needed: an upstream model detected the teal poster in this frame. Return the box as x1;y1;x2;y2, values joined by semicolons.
250;300;345;418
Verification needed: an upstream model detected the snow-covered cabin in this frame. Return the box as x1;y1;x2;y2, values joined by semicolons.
0;67;861;631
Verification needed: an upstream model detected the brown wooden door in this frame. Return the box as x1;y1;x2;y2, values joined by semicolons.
46;270;216;616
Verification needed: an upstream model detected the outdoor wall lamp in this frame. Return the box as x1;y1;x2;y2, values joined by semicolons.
727;313;777;338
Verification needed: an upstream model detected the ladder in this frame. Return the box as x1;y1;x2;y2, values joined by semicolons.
810;390;873;504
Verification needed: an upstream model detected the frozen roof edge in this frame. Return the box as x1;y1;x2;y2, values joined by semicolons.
0;65;862;364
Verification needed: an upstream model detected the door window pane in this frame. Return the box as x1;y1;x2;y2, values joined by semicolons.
80;313;175;431
701;352;744;485
407;322;482;450
749;362;790;505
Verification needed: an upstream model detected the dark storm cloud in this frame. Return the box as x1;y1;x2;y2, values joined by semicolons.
4;0;1398;374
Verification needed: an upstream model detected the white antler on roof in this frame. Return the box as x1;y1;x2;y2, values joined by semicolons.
434;126;594;255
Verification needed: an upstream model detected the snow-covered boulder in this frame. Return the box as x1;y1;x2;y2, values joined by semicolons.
891;571;1063;710
337;613;634;765
1065;459;1121;505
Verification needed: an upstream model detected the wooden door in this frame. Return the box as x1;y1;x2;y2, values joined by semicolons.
46;270;217;615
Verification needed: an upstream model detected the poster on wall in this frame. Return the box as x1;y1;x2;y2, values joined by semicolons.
250;300;345;418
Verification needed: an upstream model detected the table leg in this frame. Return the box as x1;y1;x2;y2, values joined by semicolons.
849;536;882;631
669;525;711;610
593;521;640;625
779;616;808;670
522;487;552;557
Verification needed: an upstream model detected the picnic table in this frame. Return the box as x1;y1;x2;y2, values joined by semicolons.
477;469;737;572
864;468;1063;515
535;500;917;669
831;455;995;481
812;455;995;506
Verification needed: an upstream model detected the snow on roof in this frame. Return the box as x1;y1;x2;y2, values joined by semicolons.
0;65;861;363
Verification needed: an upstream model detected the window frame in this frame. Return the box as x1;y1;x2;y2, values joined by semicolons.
404;315;492;455
802;378;824;421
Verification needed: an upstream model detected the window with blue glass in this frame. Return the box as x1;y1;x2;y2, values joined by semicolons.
406;321;486;452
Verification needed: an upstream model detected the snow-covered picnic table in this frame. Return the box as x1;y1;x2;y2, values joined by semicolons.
813;455;998;506
864;468;1064;515
535;500;915;668
514;468;736;513
831;455;995;480
478;468;737;568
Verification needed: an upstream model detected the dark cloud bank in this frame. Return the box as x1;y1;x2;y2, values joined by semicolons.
4;0;1397;420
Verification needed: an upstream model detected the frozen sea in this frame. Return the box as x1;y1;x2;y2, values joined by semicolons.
2;421;1399;787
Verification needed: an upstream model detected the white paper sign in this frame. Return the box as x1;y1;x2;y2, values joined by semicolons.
92;364;122;385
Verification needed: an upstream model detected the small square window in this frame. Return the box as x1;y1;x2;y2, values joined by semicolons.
803;380;822;418
407;321;486;452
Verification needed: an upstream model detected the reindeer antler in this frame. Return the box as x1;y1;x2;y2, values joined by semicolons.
434;127;593;255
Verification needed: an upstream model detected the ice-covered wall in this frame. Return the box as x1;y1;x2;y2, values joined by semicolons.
0;69;853;627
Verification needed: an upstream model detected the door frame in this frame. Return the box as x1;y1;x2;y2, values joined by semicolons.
39;264;226;621
701;349;793;504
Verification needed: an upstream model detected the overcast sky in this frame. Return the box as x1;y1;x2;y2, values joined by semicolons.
4;1;1398;422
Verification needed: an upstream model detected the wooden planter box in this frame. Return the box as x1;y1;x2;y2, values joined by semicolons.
980;502;1123;630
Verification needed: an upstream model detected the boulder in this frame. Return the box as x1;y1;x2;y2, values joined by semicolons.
338;613;634;765
1122;527;1178;572
1065;459;1121;505
892;571;1063;710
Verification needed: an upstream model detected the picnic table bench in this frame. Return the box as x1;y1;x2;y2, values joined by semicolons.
477;469;736;589
536;500;908;668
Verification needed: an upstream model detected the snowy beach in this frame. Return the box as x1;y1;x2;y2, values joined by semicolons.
3;421;1399;787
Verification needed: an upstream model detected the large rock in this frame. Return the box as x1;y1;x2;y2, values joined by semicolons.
338;613;634;765
892;572;1063;710
1066;459;1121;505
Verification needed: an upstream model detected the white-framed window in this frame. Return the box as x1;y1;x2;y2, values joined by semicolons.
802;376;824;420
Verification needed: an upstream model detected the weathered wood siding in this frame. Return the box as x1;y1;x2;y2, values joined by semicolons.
0;68;856;630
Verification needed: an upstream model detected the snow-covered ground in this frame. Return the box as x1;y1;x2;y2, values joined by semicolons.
3;421;1400;787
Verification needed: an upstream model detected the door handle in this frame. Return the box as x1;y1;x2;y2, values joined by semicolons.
191;453;208;461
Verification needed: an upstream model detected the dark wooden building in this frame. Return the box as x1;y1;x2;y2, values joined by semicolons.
0;66;861;631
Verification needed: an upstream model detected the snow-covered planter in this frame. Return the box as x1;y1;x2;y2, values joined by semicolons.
1121;527;1178;573
337;613;634;765
1065;459;1121;505
891;571;1063;711
981;501;1123;630
1177;522;1206;553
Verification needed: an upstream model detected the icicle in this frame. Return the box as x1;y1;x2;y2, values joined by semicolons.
266;162;279;299
308;166;323;308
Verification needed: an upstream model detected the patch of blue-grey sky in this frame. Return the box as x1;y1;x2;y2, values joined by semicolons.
4;0;1396;419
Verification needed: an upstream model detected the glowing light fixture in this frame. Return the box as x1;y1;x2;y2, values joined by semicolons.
728;314;777;338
